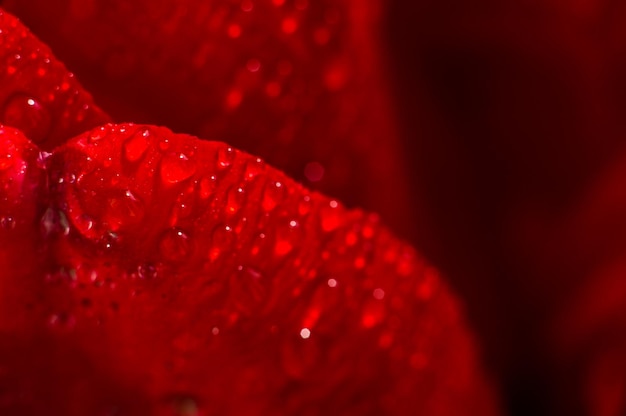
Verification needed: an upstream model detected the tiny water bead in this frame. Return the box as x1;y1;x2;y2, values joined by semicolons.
209;224;235;261
104;189;145;231
160;152;197;185
216;146;235;170
0;216;15;230
273;219;302;256
299;327;311;339
137;263;158;279
262;181;285;212
40;207;70;237
1;94;51;144
122;128;151;163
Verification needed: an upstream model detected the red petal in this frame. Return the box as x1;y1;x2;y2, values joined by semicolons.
0;123;500;415
0;10;110;148
2;1;415;236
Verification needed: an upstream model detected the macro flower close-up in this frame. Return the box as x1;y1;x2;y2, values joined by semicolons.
1;1;626;415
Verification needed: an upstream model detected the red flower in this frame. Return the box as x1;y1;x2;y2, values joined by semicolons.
0;4;500;416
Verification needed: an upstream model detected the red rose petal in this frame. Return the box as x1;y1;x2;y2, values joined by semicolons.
0;10;110;148
1;1;416;237
0;123;501;415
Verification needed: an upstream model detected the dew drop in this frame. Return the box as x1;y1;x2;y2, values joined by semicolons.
47;312;76;330
40;207;70;237
0;216;15;230
36;151;52;169
122;129;150;163
198;176;216;199
87;126;106;144
262;181;285;212
137;263;158;279
298;195;312;216
105;189;145;231
209;224;234;261
373;288;385;300
161;152;197;184
0;151;13;171
320;200;341;232
159;228;192;262
216;146;234;170
244;157;264;181
327;278;337;288
1;94;51;144
299;327;311;339
99;230;120;251
224;186;245;216
273;219;301;256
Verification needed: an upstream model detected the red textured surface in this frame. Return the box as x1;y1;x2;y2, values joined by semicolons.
0;0;415;239
0;123;500;415
0;11;109;147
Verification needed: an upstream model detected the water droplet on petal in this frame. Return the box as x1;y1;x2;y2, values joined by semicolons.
0;216;15;230
244;157;264;181
320;200;341;232
161;153;197;185
198;176;216;199
137;263;158;279
47;312;76;331
224;186;245;216
122;129;150;163
159;228;192;262
1;94;51;144
262;181;285;212
105;189;145;231
216;146;234;170
0;151;13;171
36;151;52;169
41;208;70;237
273;219;301;256
209;224;235;261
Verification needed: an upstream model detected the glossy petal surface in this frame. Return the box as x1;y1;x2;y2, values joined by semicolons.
0;123;500;415
1;0;415;237
0;10;110;148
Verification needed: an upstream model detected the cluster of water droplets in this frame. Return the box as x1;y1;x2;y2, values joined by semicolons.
0;11;108;148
